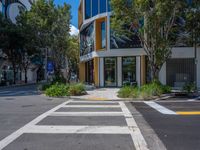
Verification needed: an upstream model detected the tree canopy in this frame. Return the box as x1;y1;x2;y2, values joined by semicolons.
111;0;188;80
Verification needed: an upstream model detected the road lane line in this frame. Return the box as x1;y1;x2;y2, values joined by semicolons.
62;105;120;108
24;125;131;134
70;100;117;103
119;102;149;150
0;100;71;149
50;112;124;116
176;111;200;115
144;101;177;115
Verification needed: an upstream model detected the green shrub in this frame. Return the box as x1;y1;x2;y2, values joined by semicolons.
118;86;134;98
118;80;171;99
52;76;66;84
45;83;69;97
183;82;196;93
69;83;86;96
37;83;51;91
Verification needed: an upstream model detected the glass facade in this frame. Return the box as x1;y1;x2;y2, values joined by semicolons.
92;0;98;17
122;57;136;85
80;22;94;56
85;60;94;84
100;0;107;13
85;0;91;19
104;58;117;87
85;0;111;20
101;21;106;49
110;17;141;49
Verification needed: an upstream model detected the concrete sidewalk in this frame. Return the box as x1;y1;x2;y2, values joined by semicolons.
71;88;121;100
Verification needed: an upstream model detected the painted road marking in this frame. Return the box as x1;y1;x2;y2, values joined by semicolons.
119;102;149;150
25;125;131;134
71;100;117;103
62;105;120;108
144;101;177;115
87;97;109;101
176;111;200;115
50;112;124;116
0;100;72;149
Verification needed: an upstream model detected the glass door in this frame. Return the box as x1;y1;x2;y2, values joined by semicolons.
104;57;117;87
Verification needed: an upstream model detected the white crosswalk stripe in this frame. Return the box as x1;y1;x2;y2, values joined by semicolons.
0;100;149;150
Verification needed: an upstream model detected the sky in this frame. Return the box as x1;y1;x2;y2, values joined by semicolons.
54;0;79;28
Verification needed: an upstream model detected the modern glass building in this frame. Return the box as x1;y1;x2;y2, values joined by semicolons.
79;0;200;88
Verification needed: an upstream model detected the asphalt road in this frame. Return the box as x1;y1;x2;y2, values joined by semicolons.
1;85;199;150
132;99;200;150
0;86;143;150
0;85;65;144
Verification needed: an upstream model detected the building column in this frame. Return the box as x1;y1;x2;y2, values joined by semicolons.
159;62;166;85
136;56;141;87
94;57;99;86
117;57;122;87
99;57;104;87
197;47;200;89
140;55;146;85
79;62;85;83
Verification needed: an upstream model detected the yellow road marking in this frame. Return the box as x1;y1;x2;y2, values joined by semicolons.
87;97;109;101
176;111;200;115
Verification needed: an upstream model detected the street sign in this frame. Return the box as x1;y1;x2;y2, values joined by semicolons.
47;61;54;73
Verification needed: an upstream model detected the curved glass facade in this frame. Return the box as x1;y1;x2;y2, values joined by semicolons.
85;0;111;20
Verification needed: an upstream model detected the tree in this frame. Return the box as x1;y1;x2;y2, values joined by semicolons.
17;0;71;79
185;0;200;58
66;35;79;83
110;0;186;80
0;14;24;84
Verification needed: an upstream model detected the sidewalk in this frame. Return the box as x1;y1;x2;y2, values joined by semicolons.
71;88;121;100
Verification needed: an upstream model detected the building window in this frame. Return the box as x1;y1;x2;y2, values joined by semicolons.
122;57;136;86
80;22;94;56
104;57;117;87
85;0;91;19
100;0;106;13
101;21;106;49
107;0;111;12
92;0;98;17
85;60;94;84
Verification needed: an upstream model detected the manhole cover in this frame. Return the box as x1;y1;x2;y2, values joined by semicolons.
5;98;15;101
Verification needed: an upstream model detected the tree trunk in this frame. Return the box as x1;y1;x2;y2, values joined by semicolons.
151;65;159;81
25;68;28;84
12;61;16;85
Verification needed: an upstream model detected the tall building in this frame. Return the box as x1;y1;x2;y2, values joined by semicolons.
78;0;200;88
0;0;32;23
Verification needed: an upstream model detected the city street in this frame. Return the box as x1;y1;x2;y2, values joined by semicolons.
132;99;200;150
0;86;200;150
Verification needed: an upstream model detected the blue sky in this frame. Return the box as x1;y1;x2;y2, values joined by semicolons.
54;0;79;28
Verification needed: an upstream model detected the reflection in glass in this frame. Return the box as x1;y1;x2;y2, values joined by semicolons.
104;58;117;87
100;0;106;13
122;57;136;85
85;0;91;19
80;22;94;56
101;21;106;49
92;0;98;17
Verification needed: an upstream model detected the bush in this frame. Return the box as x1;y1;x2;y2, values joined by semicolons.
45;83;69;97
37;83;51;91
69;83;86;96
52;76;66;84
118;86;134;98
118;81;171;99
45;83;87;97
183;82;196;93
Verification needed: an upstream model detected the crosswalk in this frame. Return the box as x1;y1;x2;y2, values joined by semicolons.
0;100;149;150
